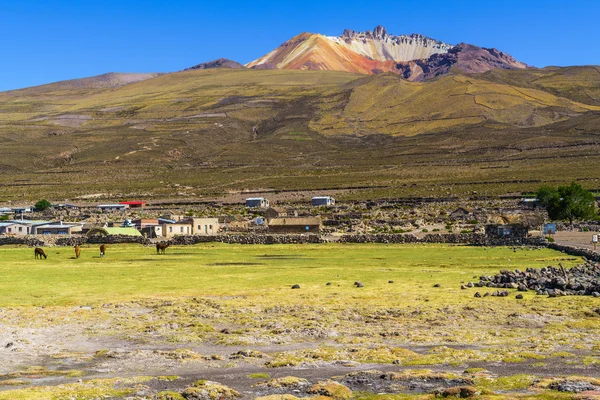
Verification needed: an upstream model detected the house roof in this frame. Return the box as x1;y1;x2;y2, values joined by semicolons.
312;196;334;200
97;204;128;208
86;227;142;237
35;224;78;229
120;201;146;205
246;197;267;201
6;220;51;226
268;217;321;226
0;222;16;227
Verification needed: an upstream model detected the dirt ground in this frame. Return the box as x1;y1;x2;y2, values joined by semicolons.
554;231;600;251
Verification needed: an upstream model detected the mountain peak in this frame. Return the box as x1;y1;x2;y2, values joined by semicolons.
246;27;527;80
185;58;246;71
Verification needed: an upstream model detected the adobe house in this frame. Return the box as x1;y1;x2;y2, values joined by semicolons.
268;217;322;233
160;222;192;237
179;217;220;235
0;222;30;236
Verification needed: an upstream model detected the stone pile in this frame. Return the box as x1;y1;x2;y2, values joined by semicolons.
475;263;600;296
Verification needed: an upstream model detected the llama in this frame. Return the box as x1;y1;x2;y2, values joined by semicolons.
74;245;81;259
34;247;47;259
156;243;169;254
100;244;107;258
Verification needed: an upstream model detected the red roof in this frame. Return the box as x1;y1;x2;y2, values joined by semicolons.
120;201;146;206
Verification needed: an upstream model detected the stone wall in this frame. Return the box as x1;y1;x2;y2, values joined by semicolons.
0;233;545;247
167;234;324;245
547;243;600;262
0;235;150;247
338;233;545;247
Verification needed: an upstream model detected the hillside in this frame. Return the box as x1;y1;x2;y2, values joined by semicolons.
0;67;599;202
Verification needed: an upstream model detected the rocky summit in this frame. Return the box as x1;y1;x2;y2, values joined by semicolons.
246;25;527;80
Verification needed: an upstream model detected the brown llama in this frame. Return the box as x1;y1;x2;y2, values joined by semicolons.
74;245;81;259
156;243;169;254
34;247;47;259
100;244;107;258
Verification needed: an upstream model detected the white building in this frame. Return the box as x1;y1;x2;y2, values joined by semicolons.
245;197;269;208
311;196;335;206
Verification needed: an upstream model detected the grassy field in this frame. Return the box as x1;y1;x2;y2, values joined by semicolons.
1;244;600;400
0;243;583;307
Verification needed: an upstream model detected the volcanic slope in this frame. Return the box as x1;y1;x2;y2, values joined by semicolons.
0;68;600;200
247;26;527;80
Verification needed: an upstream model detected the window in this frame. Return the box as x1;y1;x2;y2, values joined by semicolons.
180;227;184;233
18;227;22;232
169;227;173;233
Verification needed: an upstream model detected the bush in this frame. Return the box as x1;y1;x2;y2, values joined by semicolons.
545;236;555;243
34;199;52;211
461;229;472;234
422;229;429;233
467;219;478;225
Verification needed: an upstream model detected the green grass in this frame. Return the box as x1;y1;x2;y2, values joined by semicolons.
0;243;581;307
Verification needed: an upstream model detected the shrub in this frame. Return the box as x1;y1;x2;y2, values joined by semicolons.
545;236;555;243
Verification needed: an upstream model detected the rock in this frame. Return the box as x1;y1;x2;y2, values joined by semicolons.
592;292;600;297
182;381;240;400
483;292;490;297
388;280;394;284
466;282;474;288
434;386;478;398
474;292;481;298
548;380;599;393
307;381;352;399
515;294;524;299
460;285;467;290
326;282;332;286
291;284;300;289
433;283;441;287
355;282;364;288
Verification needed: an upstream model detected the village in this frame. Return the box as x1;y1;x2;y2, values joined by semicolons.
0;194;567;243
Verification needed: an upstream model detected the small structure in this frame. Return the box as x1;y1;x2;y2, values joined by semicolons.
54;203;79;210
34;222;82;235
449;207;472;221
485;223;528;238
0;207;12;215
160;222;192;237
12;206;33;215
542;223;557;235
120;201;146;209
312;196;335;206
179;218;220;235
519;198;541;209
140;226;163;238
268;217;322;233
86;227;143;237
245;197;269;208
97;204;129;212
0;222;30;236
3;220;52;235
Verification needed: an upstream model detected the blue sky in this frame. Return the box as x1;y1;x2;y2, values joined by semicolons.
0;0;598;91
